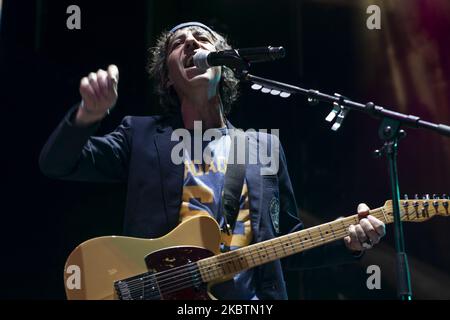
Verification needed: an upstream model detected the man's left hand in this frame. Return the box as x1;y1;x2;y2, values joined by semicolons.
344;203;386;252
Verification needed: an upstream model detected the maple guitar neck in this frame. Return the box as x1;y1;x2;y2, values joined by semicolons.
63;197;448;300
197;198;450;283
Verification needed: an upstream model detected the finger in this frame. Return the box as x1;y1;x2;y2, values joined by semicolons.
80;77;94;96
344;236;352;247
88;72;101;100
96;69;109;98
108;64;119;84
79;77;96;108
348;225;363;251
104;70;117;101
358;203;370;213
355;224;368;243
107;66;119;97
360;218;380;245
357;203;370;219
367;215;386;237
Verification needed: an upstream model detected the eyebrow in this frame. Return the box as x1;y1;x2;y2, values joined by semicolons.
169;30;214;47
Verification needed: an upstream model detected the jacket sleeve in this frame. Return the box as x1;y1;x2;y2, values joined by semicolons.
276;140;362;271
39;105;131;182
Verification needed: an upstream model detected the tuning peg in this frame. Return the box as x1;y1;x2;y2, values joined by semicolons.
413;194;419;208
403;194;409;204
433;195;440;210
423;198;429;209
402;194;410;215
423;195;431;217
251;84;263;90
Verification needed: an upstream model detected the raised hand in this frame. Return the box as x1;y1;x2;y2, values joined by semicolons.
75;65;119;125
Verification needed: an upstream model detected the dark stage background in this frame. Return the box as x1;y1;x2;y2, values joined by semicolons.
1;0;449;299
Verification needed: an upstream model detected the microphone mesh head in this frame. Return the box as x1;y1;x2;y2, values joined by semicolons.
193;50;210;70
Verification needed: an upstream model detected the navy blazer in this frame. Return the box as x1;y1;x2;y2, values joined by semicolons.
40;106;358;299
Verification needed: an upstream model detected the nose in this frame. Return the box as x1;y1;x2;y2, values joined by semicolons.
184;34;200;53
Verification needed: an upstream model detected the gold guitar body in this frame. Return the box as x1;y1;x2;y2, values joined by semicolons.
64;198;449;300
64;215;222;300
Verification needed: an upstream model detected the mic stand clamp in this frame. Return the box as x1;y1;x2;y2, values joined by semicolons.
374;118;412;300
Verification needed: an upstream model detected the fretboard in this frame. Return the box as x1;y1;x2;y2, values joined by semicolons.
197;207;391;282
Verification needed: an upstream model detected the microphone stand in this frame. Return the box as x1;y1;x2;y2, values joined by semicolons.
236;70;450;300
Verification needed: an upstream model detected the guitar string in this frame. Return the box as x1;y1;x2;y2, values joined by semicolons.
121;215;360;294
124;228;352;298
123;208;398;297
124;211;386;298
130;208;430;299
125;203;443;292
123;209;376;289
122;209;390;297
122;212;365;289
126;228;364;299
120;204;445;298
127;206;439;299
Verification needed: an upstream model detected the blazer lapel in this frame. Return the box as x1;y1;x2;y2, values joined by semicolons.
154;115;184;232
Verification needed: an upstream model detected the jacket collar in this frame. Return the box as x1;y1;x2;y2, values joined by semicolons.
154;112;263;237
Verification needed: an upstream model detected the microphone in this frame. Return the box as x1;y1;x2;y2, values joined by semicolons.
193;46;285;70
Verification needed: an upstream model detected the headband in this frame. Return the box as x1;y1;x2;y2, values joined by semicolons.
169;21;215;36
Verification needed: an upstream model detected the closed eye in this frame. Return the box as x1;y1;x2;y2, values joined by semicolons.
198;36;211;42
170;40;183;51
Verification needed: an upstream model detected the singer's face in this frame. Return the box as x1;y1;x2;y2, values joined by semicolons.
165;27;222;99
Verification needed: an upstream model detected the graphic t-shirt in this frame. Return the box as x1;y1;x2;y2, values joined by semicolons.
178;127;258;300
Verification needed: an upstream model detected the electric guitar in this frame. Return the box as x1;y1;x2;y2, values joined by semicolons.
64;196;449;300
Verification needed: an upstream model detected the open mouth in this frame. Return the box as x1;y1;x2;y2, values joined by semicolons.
184;55;194;68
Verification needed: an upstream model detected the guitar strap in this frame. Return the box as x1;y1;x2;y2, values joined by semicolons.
220;128;248;236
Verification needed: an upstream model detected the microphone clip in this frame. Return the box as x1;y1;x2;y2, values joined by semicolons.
213;50;251;75
226;51;251;78
325;93;350;131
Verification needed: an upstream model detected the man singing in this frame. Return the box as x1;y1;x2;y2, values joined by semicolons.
40;22;385;299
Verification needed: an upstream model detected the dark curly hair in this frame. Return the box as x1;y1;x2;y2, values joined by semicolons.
147;25;239;116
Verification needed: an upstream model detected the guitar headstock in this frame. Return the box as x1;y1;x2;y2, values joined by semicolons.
383;194;449;223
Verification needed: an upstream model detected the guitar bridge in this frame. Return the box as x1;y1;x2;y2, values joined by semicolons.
114;280;132;300
114;273;161;300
